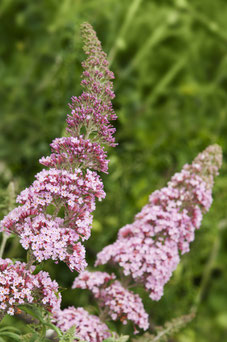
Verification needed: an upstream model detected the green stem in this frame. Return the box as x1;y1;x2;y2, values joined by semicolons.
98;306;109;323
0;182;16;259
108;0;143;66
0;310;6;322
175;0;227;42
146;57;186;107
0;233;9;259
151;325;172;342
40;323;47;339
5;236;19;259
7;182;16;211
122;24;169;77
192;230;221;313
188;6;227;42
26;250;35;270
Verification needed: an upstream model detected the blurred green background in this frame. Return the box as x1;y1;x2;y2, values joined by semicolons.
1;0;227;341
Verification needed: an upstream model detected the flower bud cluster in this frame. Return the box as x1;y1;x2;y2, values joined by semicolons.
67;22;117;146
54;307;111;342
0;258;61;316
73;271;149;332
96;145;222;300
67;93;117;147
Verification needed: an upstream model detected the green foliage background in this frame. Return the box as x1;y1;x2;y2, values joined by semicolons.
1;0;227;341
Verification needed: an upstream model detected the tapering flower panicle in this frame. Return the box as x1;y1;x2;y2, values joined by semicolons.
66;23;117;147
54;307;111;342
73;271;149;332
0;23;117;272
96;145;222;300
0;258;61;316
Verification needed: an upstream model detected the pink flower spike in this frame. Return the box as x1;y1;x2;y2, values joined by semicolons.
96;145;222;300
0;23;117;272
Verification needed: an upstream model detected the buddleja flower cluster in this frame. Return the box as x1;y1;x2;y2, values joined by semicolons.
0;23;117;273
54;307;111;342
0;258;61;316
96;145;222;300
72;271;149;332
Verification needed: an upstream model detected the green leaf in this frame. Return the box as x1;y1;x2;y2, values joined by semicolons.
18;304;45;323
59;325;77;342
44;322;62;338
117;337;130;342
0;332;21;341
21;331;50;342
104;336;129;342
0;327;20;333
32;263;45;275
